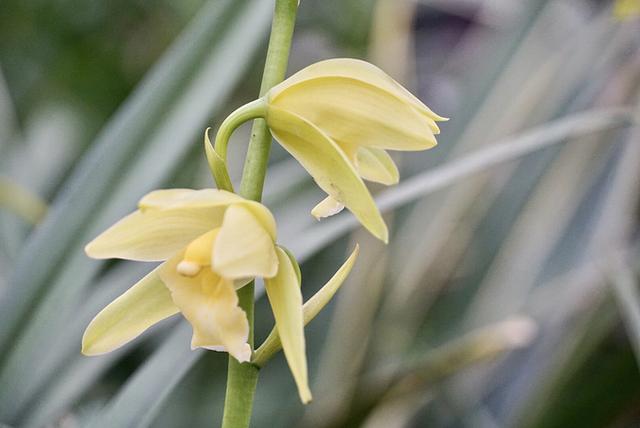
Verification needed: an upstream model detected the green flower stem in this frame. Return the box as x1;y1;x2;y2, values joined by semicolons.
214;99;268;162
210;99;268;192
239;0;297;202
221;1;298;427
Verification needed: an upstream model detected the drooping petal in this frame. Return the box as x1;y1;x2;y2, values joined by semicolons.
86;189;274;262
253;245;360;368
81;268;179;356
270;76;437;152
355;147;399;185
264;247;311;403
267;106;388;243
160;253;251;362
213;204;278;279
311;196;345;219
142;189;277;241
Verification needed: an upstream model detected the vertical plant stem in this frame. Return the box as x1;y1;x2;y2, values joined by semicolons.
221;1;298;427
239;0;297;202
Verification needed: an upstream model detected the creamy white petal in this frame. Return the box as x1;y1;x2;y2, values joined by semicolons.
213;204;278;279
82;267;179;355
264;247;311;403
311;196;345;219
267;106;388;243
355;147;399;185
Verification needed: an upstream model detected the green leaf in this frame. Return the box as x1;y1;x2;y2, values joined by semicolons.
0;0;272;422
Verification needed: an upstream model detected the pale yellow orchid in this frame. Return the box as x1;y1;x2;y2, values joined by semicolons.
265;59;447;243
210;58;446;243
82;189;316;402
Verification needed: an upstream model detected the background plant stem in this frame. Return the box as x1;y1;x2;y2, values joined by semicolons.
221;1;298;427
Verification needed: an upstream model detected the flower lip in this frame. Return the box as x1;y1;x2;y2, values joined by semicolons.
176;229;218;277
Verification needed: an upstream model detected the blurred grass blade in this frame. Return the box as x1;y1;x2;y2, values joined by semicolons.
0;67;17;155
463;137;606;327
0;0;273;421
0;0;239;352
317;317;538;428
377;317;538;400
87;323;201;428
288;108;632;259
610;254;640;366
505;97;640;427
23;347;128;428
0;177;47;224
17;263;156;426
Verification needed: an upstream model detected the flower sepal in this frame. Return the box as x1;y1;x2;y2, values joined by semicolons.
253;245;359;367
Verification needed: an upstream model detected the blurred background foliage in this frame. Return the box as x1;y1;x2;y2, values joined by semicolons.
1;0;640;427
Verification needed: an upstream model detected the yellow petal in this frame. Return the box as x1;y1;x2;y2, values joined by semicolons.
264;247;311;403
85;209;218;261
236;201;277;241
141;190;276;238
355;147;399;185
86;188;276;262
138;188;244;211
311;196;345;219
267;106;388;243
271;59;446;121
160;253;251;362
141;189;277;241
270;58;446;133
270;76;437;152
82;267;179;356
253;245;360;368
213;204;278;279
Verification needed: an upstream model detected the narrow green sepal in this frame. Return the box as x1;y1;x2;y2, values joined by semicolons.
264;247;311;403
253;244;359;367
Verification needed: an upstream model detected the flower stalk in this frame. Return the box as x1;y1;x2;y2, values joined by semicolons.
221;0;298;427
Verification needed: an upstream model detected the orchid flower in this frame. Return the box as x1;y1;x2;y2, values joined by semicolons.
81;188;355;403
210;58;446;243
